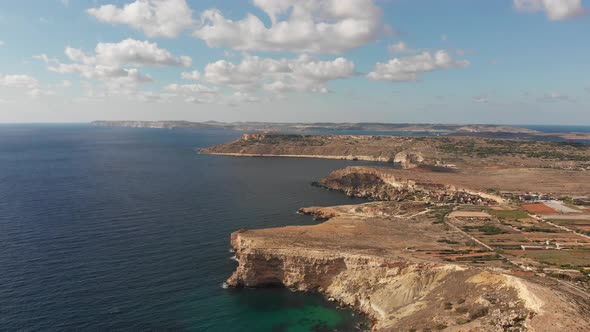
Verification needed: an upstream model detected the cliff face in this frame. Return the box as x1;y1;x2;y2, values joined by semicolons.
227;200;590;332
318;166;503;204
227;237;464;330
201;133;438;168
316;165;590;199
201;133;590;170
227;228;588;331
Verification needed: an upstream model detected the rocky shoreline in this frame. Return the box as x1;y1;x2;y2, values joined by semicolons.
206;133;590;331
226;201;589;331
200;133;590;170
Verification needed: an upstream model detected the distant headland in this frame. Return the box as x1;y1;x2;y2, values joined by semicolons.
91;121;590;141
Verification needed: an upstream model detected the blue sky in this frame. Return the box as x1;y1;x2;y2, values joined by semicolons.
0;0;588;124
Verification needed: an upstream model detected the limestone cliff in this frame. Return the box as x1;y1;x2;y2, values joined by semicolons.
316;165;590;199
200;133;590;170
317;166;502;204
227;205;590;331
394;150;425;169
201;133;439;168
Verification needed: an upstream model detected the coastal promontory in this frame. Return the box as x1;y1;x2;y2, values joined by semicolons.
206;133;590;331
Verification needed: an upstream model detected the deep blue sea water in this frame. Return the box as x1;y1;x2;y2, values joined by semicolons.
0;125;373;331
3;123;587;331
519;125;590;133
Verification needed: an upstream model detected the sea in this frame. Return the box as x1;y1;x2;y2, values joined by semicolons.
1;124;589;331
0;124;372;332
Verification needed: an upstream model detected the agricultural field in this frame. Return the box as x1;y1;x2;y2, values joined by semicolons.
522;203;556;214
448;205;590;280
519;249;590;268
548;218;590;236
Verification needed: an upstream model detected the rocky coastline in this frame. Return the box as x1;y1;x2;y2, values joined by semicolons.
206;134;590;331
200;133;590;170
226;201;589;331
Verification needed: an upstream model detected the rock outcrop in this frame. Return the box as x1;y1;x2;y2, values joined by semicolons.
316;165;590;199
201;133;590;170
317;166;503;204
201;133;439;165
394;150;425;169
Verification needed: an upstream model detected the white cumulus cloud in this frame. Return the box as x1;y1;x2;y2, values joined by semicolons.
0;73;50;97
165;83;218;94
58;39;191;67
0;74;39;89
38;39;191;97
202;56;290;90
388;41;415;54
94;39;191;67
33;54;58;64
40;39;189;84
199;54;355;94
164;83;220;104
367;50;469;82
87;0;194;38
226;91;262;106
193;0;383;54
181;70;201;81
514;0;585;20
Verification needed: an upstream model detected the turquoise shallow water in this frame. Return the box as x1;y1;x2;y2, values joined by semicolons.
0;124;370;331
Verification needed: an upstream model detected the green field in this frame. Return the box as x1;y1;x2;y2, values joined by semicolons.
457;205;489;212
522;249;590;267
488;209;530;219
548;219;590;225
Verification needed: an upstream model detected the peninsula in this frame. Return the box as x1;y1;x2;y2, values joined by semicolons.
203;133;590;331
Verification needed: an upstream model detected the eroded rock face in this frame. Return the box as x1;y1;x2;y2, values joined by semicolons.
201;133;436;164
318;167;498;204
227;226;590;331
394;150;425;169
227;231;554;331
226;199;590;331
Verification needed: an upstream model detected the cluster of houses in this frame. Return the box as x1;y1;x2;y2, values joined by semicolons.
430;191;489;205
573;196;590;206
509;193;553;202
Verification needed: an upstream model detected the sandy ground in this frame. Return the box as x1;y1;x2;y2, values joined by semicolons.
543;200;583;213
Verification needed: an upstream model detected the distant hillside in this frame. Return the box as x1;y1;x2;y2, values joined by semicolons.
91;120;539;134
